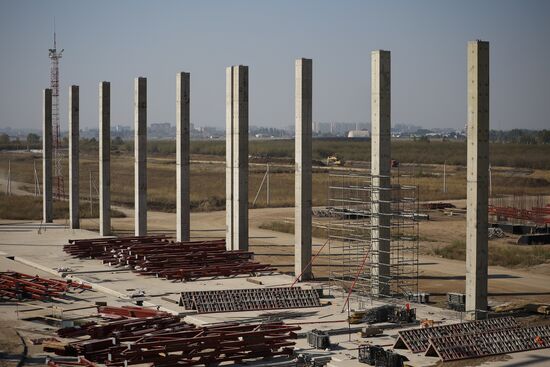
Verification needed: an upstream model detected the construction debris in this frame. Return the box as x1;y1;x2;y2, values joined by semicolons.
393;316;519;353
425;325;550;361
179;287;321;313
48;308;300;366
63;236;275;281
0;271;90;301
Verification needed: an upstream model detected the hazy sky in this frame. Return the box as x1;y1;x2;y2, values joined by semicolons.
1;0;549;131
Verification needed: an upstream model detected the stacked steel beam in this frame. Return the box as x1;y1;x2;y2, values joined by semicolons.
0;271;90;301
63;237;275;281
50;307;300;366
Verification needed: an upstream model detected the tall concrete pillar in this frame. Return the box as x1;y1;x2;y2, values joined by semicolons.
43;89;53;223
225;67;234;250
295;58;313;281
225;65;248;251
371;50;391;297
134;77;147;236
466;40;489;319
69;85;80;229
176;72;190;242
99;81;111;236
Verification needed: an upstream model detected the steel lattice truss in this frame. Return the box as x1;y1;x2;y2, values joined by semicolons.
393;317;518;353
425;325;550;361
179;287;321;313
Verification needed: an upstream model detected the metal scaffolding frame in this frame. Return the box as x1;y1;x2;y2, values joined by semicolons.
327;166;419;302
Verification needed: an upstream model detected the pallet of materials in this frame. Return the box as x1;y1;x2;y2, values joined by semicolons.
179;287;322;313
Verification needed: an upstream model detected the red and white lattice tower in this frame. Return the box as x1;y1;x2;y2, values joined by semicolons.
48;28;65;200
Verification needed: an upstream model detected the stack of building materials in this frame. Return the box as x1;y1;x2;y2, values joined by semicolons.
48;306;300;366
349;304;416;325
0;271;90;301
179;287;322;313
64;237;275;281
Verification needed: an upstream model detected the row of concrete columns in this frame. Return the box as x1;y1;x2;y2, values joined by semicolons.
42;76;191;241
42;43;488;299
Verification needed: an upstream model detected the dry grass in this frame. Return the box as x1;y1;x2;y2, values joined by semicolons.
0;193;125;220
431;240;550;267
1;148;549;215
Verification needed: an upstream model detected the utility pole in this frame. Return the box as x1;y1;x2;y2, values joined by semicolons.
89;170;93;217
7;160;11;195
443;160;447;193
34;160;41;197
266;163;270;206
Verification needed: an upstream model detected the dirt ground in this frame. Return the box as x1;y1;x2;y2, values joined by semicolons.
59;202;550;308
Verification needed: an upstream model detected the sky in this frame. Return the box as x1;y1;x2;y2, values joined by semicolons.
0;0;549;131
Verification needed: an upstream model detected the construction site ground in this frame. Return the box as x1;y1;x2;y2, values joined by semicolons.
1;206;550;366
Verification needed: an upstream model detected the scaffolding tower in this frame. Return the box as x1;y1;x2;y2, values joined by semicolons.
327;165;419;303
48;27;65;200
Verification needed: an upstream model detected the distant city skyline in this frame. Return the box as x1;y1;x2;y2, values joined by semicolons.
1;0;549;132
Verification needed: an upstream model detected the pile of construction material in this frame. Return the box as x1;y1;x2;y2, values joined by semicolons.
358;344;407;367
46;306;300;366
0;271;90;301
348;304;416;325
394;316;550;362
179;287;322;313
63;236;275;281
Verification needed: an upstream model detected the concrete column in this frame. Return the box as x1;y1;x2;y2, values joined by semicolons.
232;65;249;251
99;81;111;236
225;67;234;250
225;65;249;251
466;40;489;319
43;89;53;223
371;50;391;297
69;85;80;229
134;77;147;236
176;72;190;242
295;58;313;281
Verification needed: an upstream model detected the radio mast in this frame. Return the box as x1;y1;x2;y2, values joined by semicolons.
48;21;65;200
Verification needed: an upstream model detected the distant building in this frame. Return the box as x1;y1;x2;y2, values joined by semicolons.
347;130;370;138
313;122;369;136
